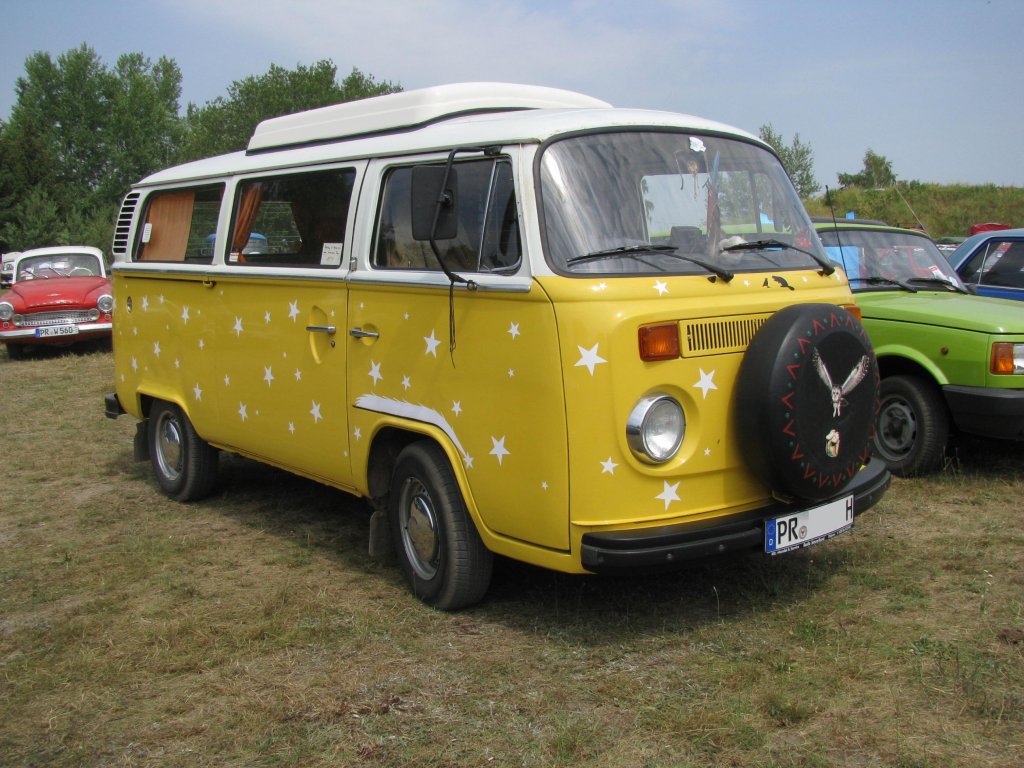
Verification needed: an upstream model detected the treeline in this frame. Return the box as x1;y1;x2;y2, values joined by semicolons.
805;183;1024;239
0;45;399;254
1;45;1020;254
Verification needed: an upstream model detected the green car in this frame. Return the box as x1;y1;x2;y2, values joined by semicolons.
814;220;1024;476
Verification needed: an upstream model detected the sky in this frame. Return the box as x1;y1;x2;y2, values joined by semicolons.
1;0;1022;190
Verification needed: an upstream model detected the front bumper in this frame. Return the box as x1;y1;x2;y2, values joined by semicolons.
943;385;1024;440
580;457;890;571
0;321;113;343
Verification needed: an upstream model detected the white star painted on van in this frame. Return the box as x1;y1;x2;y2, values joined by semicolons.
369;361;382;385
288;422;295;434
575;343;607;376
181;306;190;324
508;369;515;378
131;356;138;372
264;311;272;324
174;359;180;369
402;376;411;390
353;427;362;440
238;403;248;421
541;481;549;490
132;327;138;336
704;447;712;456
424;330;440;357
508;322;520;339
141;296;149;311
294;369;302;381
452;401;462;416
694;369;718;399
490;436;510;465
654;280;669;296
198;339;205;350
233;317;243;336
464;455;474;469
657;480;681;510
224;375;230;386
590;282;607;292
264;367;274;386
153;341;161;357
743;279;751;287
310;401;322;423
193;384;202;401
288;301;300;321
601;457;618;475
158;295;165;304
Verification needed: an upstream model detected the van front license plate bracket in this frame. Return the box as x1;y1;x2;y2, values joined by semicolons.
765;495;853;554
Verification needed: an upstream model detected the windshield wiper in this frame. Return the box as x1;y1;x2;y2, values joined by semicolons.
850;276;918;293
722;238;836;276
906;276;969;294
568;245;734;282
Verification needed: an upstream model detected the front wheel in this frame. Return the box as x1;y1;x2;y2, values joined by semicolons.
389;442;493;610
873;375;949;477
148;401;219;501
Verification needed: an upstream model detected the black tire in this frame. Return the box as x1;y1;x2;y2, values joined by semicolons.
148;401;219;501
735;304;880;502
389;442;493;610
872;375;948;477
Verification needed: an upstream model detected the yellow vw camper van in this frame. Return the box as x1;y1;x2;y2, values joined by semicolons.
105;83;889;608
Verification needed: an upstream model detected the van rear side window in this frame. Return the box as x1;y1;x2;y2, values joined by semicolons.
135;185;224;263
374;158;520;273
228;168;356;268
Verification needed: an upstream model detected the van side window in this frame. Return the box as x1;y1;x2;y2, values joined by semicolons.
228;168;356;268
374;158;521;273
135;185;224;263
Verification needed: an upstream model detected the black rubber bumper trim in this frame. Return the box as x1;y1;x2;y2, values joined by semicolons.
104;392;125;420
942;385;1024;440
580;457;890;572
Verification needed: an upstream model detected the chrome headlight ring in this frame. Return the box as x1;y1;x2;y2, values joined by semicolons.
626;394;686;463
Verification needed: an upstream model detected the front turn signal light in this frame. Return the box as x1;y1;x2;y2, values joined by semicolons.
638;323;680;361
991;342;1024;375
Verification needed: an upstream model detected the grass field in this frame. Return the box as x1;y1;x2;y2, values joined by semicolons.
1;345;1022;767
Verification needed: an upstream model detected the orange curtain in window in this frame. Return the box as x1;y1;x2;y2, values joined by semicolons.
140;191;194;262
231;183;264;254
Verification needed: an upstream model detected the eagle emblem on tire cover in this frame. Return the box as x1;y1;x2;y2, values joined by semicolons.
812;348;871;418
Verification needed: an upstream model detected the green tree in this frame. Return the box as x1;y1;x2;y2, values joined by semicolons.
838;148;897;189
179;62;401;161
759;123;820;199
0;45;182;251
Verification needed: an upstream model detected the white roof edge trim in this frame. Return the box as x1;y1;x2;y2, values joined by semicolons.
247;82;613;152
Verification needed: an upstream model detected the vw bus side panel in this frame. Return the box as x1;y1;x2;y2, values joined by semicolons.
347;277;571;551
114;268;356;489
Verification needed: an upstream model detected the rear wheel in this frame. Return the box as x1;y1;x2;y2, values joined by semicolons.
389;442;492;610
873;375;948;477
148;401;219;501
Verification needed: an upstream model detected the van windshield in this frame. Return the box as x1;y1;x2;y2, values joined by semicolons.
539;131;825;276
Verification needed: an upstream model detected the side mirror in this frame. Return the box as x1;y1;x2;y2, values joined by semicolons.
411;165;458;241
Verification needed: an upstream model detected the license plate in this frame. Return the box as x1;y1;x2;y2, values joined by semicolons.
765;495;854;554
35;325;79;338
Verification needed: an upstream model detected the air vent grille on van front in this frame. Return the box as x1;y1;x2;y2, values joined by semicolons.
682;314;770;357
112;192;140;259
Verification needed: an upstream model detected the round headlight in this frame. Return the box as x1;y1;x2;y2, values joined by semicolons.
0;302;13;322
97;294;114;314
626;394;685;463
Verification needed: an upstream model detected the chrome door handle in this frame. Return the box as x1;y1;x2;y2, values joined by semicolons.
348;327;379;339
306;324;337;335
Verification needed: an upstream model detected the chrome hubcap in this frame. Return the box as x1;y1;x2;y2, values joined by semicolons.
156;413;184;480
400;479;439;580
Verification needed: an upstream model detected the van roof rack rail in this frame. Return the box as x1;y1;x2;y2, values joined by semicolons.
247;82;612;153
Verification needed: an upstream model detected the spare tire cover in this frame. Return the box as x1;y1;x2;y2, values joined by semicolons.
735;303;879;502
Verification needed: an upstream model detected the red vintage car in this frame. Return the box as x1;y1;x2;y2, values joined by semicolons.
0;246;114;359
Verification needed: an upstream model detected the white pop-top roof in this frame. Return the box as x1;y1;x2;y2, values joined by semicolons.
247;82;613;152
